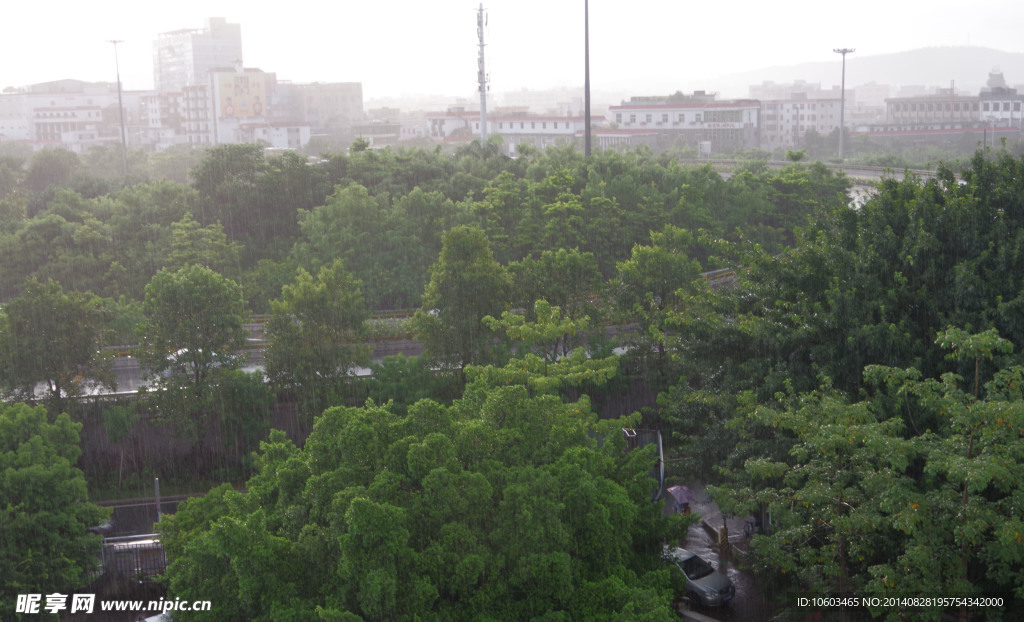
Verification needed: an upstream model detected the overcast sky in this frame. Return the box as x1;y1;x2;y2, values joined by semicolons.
4;0;1024;100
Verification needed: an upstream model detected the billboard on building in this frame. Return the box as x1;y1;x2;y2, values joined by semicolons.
217;73;267;119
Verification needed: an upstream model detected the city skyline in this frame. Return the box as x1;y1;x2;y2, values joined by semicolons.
5;0;1024;100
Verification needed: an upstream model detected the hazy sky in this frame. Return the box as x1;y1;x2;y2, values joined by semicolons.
4;0;1024;100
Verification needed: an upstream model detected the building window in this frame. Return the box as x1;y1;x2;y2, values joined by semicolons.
983;103;990;111
615;113;621;123
645;114;652;123
661;113;668;123
531;122;535;129
629;114;636;123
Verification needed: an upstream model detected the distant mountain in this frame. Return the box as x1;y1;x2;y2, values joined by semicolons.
699;46;1024;99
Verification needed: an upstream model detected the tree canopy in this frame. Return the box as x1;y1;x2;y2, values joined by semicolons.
159;370;684;621
0;403;108;619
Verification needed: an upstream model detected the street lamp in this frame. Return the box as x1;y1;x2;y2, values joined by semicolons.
833;47;854;160
107;39;129;179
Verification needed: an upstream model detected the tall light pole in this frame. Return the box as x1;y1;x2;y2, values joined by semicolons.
833;48;854;160
584;0;591;157
107;39;129;179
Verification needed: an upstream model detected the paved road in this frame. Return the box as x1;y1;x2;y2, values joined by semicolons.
663;486;776;622
102;338;424;396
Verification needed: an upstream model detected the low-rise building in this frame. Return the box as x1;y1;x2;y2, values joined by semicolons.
424;107;601;153
608;93;761;152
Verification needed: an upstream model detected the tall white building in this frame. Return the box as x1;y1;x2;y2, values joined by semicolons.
153;17;243;93
759;97;842;151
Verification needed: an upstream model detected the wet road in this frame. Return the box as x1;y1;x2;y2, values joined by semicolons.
663;491;776;622
678;516;773;621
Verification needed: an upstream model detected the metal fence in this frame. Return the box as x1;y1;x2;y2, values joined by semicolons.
101;534;166;579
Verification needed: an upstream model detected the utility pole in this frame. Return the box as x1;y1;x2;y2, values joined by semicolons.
476;4;489;144
833;48;854;160
584;0;592;157
108;39;129;179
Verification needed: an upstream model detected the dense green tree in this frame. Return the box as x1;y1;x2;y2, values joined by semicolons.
165;212;243;278
411;225;510;370
149;144;207;184
81;143;148;183
0;403;109;620
478;300;618;396
0;278;113;410
507;248;604;326
292;183;394;307
137;266;247;445
714;330;1024;622
611;225;707;388
213;370;274;465
161;362;680;620
0;154;24;201
264;259;371;417
365;354;460;416
0;190;117;298
189;143;266;241
106;181;195;297
23;148;81;193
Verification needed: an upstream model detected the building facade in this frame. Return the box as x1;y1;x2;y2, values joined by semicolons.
759;97;842;151
288;82;364;133
0;79;146;153
424;108;601;153
608;94;761;152
153;17;243;93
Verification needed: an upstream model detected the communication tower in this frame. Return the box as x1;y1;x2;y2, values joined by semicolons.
477;4;489;143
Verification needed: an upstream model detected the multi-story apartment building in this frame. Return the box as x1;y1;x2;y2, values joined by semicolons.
871;74;1023;137
0;17;354;154
882;90;980;127
760;97;842;151
209;66;311;150
0;94;30;143
153;17;243;93
0;79;146;153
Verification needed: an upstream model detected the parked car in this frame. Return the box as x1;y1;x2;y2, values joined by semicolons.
662;545;735;607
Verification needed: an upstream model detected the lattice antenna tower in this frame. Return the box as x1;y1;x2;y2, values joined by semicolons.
477;4;489;143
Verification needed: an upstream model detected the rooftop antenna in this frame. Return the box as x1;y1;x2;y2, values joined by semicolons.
477;4;489;144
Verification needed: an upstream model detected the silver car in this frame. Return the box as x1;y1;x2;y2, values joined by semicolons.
662;545;735;607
